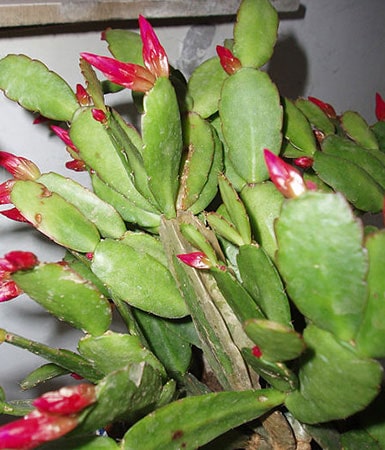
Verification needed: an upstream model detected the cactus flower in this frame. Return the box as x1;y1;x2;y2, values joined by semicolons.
308;96;337;119
0;251;38;302
375;92;385;122
176;252;212;270
0;151;41;180
0;410;78;450
264;149;307;198
216;45;242;75
33;383;96;415
139;15;169;78
80;52;156;93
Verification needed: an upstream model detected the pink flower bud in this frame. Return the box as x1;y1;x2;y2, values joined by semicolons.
81;52;156;93
176;252;212;270
264;149;307;198
0;151;41;180
33;384;96;415
308;96;337;119
216;45;242;75
139;15;169;79
32;114;49;125
375;92;385;122
0;410;78;449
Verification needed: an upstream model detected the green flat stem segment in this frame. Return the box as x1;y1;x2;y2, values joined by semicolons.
122;388;286;450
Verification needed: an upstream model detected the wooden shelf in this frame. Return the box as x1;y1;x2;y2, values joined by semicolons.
0;1;300;27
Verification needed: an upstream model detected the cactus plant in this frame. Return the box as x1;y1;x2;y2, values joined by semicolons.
0;1;385;448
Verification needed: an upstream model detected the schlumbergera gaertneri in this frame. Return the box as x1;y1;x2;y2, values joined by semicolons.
0;1;385;448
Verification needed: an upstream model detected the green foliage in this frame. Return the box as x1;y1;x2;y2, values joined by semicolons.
1;0;385;448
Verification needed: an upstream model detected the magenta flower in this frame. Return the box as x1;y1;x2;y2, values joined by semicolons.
308;96;337;119
216;45;242;75
0;151;41;180
80;52;156;93
264;149;307;198
375;92;385;122
0;410;78;450
139;15;169;78
176;252;212;270
33;383;96;415
0;251;38;302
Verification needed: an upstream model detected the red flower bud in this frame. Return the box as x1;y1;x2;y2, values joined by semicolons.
252;346;263;358
65;158;87;172
216;45;242;75
308;96;337;119
76;83;92;106
375;92;385;122
91;108;107;123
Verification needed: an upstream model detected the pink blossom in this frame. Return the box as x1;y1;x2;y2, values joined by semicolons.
50;125;78;153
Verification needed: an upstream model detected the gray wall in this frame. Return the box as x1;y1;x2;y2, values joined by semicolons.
0;0;385;402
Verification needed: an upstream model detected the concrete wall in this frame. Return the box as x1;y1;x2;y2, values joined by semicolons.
0;0;385;403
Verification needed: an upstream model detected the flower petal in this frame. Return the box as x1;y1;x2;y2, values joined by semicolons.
0;151;41;180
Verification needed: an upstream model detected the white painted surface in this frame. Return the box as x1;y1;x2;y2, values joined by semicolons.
0;0;384;402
